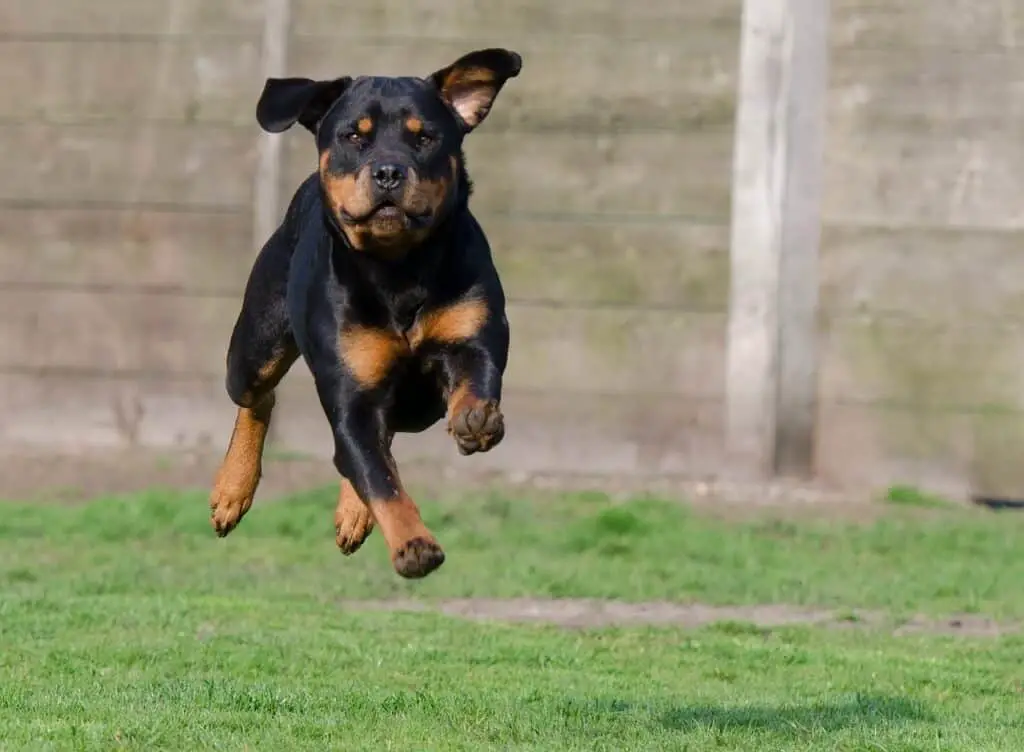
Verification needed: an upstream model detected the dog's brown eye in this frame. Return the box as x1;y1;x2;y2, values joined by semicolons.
416;133;434;148
346;132;362;145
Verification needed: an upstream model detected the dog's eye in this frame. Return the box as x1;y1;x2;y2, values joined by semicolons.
343;131;370;148
416;133;434;148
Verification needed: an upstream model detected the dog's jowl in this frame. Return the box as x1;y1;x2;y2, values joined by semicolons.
209;49;522;579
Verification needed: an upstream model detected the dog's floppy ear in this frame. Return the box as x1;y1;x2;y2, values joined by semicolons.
428;48;521;132
255;76;353;134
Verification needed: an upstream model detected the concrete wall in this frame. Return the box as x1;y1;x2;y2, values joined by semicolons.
1;0;1021;496
819;1;1024;495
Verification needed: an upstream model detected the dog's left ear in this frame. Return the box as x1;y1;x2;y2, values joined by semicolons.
256;76;353;134
428;48;522;132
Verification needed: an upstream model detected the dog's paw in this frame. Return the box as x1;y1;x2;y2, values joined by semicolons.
209;483;255;537
392;537;446;579
448;399;505;455
335;502;375;555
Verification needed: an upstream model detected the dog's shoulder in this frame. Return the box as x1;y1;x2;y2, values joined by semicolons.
279;172;324;237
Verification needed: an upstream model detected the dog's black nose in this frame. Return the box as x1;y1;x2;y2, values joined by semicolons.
372;163;406;192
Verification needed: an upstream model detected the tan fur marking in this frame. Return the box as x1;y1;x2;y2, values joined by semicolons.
339;325;407;389
446;381;473;423
256;345;297;385
365;472;443;578
209;394;275;535
320;156;377;250
410;298;489;348
366;491;432;554
257;359;280;382
357;117;373;134
335;477;375;554
320;152;369;208
371;496;444;577
354;437;443;577
240;348;297;405
400;171;451;219
405;116;423;134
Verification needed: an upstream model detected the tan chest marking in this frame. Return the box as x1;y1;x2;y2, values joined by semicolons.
407;298;489;349
338;298;489;389
338;326;406;389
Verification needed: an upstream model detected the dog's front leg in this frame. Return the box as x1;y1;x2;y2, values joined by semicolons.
333;396;444;579
409;292;510;456
429;301;510;456
309;331;445;578
437;344;507;456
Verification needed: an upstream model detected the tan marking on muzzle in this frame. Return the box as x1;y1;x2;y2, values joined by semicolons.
399;157;458;220
319;152;377;249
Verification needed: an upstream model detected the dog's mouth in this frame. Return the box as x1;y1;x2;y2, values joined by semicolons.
341;199;430;226
371;200;404;220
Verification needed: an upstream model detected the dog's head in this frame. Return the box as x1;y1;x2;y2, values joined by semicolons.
256;48;521;258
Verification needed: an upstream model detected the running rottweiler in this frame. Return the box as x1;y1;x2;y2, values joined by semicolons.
208;48;522;579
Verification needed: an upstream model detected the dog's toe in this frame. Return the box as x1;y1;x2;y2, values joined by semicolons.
449;400;505;455
392;537;446;579
209;487;254;537
335;505;375;555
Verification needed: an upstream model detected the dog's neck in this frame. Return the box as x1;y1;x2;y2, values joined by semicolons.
327;213;457;332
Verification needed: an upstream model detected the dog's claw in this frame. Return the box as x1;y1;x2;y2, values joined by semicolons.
335;504;375;555
209;485;255;537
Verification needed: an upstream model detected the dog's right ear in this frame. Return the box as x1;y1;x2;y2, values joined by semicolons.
255;76;353;134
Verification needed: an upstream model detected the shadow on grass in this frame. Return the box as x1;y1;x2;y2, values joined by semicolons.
659;694;932;734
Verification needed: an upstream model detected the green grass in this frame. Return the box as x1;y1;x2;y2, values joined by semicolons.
1;488;1023;750
3;487;1022;617
882;484;955;509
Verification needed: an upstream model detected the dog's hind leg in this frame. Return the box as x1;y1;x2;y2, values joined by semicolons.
210;234;299;536
334;476;375;555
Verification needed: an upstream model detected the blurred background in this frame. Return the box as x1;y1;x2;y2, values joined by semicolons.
0;1;1021;501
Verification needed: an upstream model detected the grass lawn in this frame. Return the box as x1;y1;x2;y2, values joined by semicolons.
1;487;1023;750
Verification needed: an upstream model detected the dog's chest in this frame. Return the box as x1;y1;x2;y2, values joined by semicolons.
338;294;488;390
398;294;488;353
391;288;429;337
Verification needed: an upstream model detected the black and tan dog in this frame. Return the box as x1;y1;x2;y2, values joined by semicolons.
208;48;522;579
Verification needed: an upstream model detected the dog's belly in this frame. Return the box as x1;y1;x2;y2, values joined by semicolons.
387;363;446;434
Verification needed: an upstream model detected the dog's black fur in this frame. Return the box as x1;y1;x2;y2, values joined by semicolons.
209;48;522;579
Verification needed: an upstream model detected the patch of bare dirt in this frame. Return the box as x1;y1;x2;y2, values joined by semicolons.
340;598;1019;638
